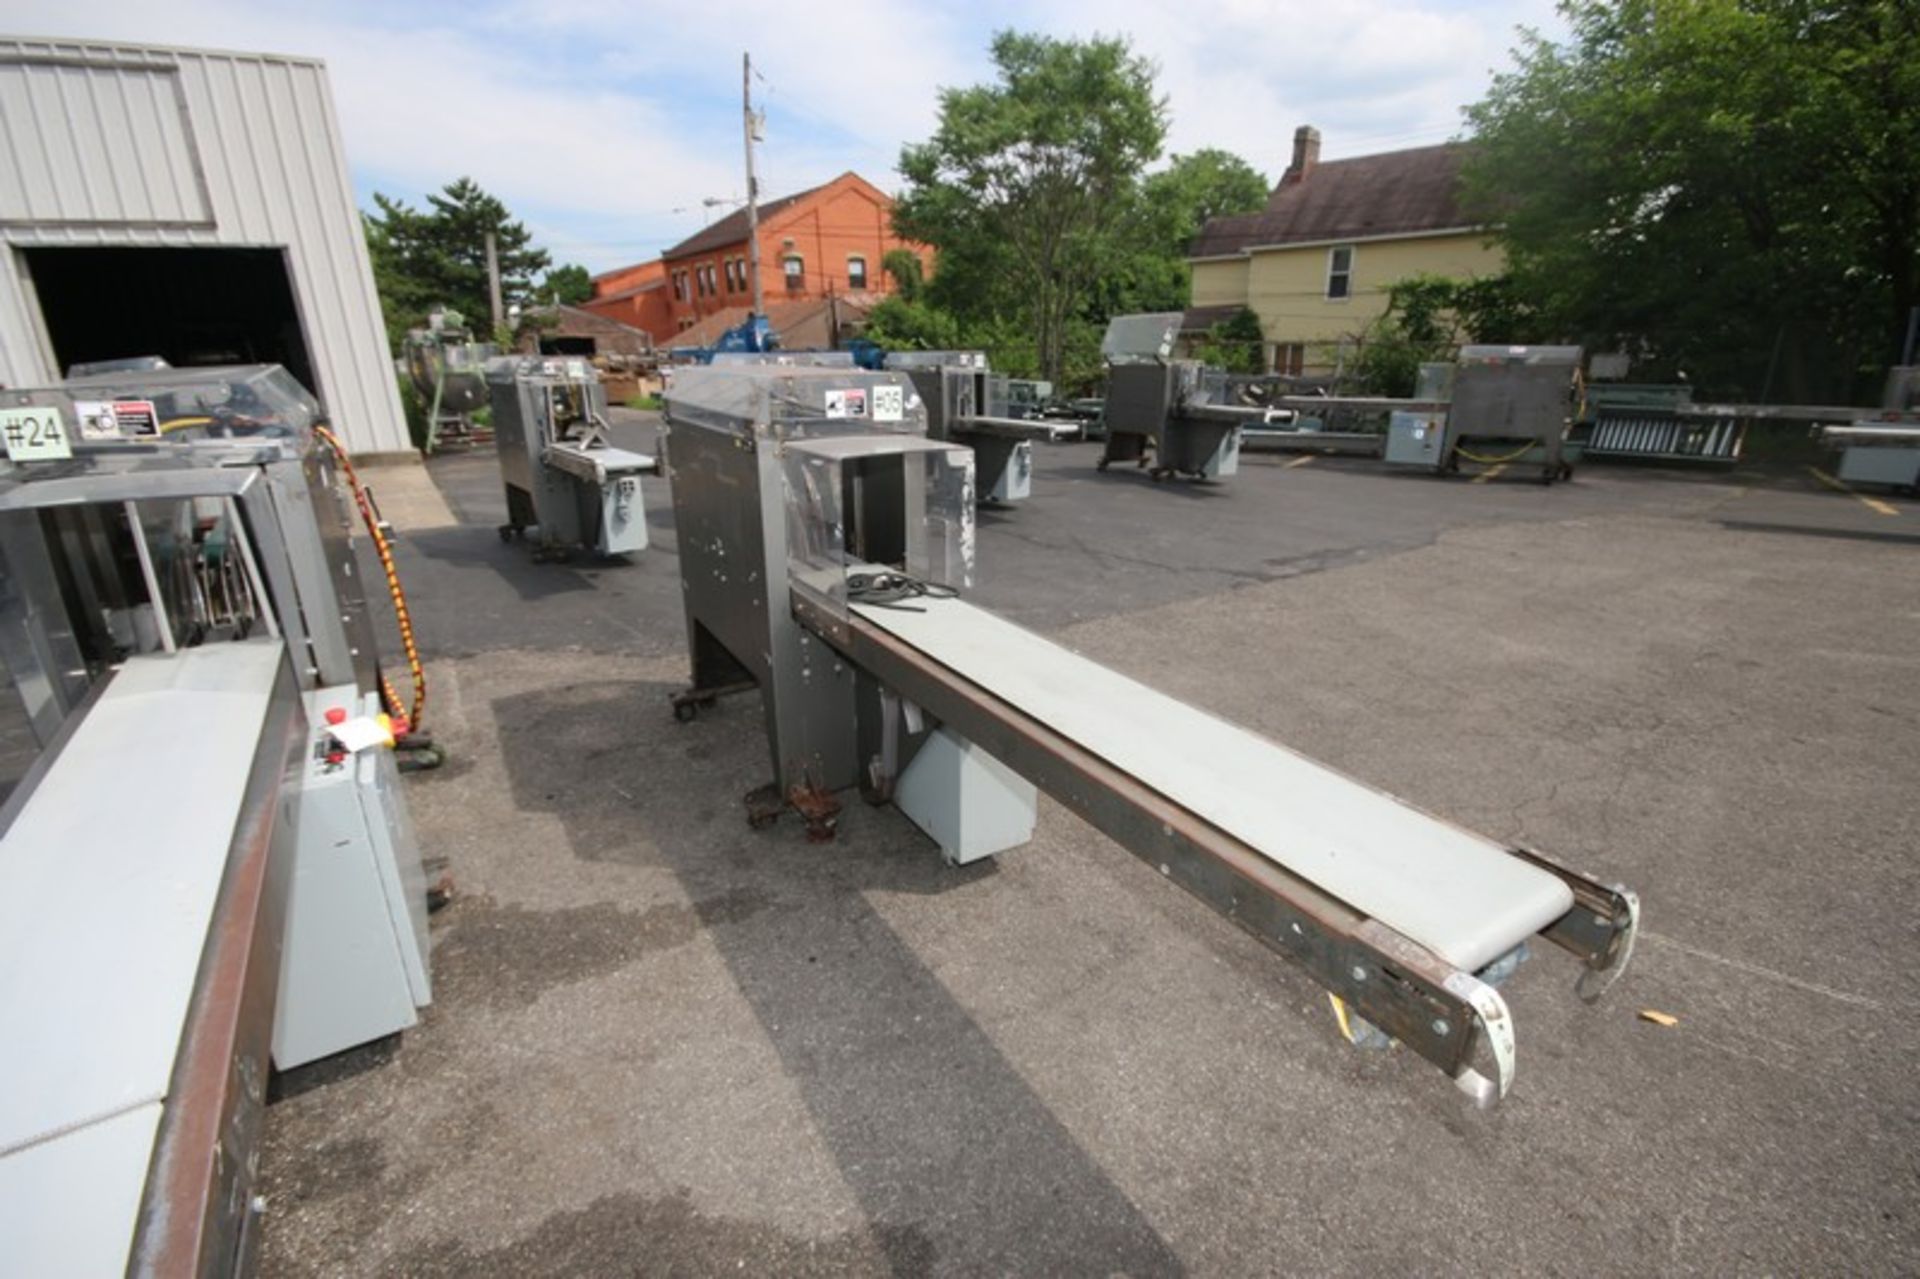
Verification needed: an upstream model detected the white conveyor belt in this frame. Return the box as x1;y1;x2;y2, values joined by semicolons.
0;1102;162;1277
0;641;285;1161
853;598;1572;971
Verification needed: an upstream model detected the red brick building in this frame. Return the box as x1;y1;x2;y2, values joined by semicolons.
582;171;927;344
581;259;672;339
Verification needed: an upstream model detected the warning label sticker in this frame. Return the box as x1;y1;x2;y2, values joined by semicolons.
824;388;868;419
111;400;159;436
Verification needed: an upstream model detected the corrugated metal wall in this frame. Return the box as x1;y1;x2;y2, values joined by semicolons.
0;36;410;456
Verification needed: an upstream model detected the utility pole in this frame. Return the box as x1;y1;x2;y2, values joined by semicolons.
484;229;504;334
742;51;764;319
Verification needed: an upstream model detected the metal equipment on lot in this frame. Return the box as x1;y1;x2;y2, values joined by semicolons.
1821;366;1920;491
1097;313;1264;481
662;364;1638;1105
1577;383;1749;465
488;355;655;561
0;365;432;1275
886;351;1072;504
1384;344;1582;482
404;308;497;453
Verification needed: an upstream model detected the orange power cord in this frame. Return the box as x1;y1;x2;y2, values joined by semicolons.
312;424;427;735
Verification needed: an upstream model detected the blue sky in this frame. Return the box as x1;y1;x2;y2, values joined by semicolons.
9;0;1568;274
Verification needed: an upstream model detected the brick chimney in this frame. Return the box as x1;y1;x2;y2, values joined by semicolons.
1282;125;1321;185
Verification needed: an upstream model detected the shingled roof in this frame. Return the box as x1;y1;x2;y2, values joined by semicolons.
1189;142;1477;259
660;179;833;261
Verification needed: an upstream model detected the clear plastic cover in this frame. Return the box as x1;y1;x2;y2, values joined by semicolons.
781;435;974;641
709;351;856;367
0;364;321;447
883;350;987;370
1102;313;1184;365
1456;345;1583;366
664;365;926;439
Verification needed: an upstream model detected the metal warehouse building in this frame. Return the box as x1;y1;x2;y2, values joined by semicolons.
0;36;410;457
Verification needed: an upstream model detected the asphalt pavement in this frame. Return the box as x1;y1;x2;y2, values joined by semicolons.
259;412;1920;1276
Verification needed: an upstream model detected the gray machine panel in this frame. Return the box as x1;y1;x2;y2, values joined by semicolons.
1836;441;1920;488
1386;410;1448;469
274;685;431;1069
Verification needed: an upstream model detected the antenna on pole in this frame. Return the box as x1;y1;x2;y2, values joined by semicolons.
743;51;764;319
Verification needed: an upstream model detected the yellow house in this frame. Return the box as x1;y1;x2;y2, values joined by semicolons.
1187;127;1503;374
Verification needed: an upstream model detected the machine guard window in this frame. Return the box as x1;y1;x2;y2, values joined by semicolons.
1327;246;1354;300
781;437;974;644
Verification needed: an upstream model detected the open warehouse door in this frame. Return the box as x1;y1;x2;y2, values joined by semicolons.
20;246;317;393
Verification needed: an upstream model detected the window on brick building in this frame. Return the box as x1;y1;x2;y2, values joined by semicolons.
783;255;804;293
846;255;866;290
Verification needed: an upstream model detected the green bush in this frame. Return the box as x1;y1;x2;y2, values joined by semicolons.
396;374;430;451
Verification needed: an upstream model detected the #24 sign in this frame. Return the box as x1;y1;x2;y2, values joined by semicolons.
0;406;73;462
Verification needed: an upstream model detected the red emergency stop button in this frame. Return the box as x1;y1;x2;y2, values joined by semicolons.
324;706;347;725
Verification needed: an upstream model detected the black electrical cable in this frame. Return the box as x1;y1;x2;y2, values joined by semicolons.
846;569;956;612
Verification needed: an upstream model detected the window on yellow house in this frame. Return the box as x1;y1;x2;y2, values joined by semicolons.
1326;246;1353;300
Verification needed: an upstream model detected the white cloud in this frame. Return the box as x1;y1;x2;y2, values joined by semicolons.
4;0;1567;268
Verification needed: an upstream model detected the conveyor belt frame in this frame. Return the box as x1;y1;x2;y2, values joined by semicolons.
839;607;1637;1104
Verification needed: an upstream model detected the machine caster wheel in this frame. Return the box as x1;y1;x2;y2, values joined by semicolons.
1149;468;1167;482
671;690;719;723
1096;458;1110;472
498;524;516;542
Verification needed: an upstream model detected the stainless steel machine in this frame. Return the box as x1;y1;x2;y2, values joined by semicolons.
1822;366;1920;491
404;307;497;453
0;365;432;1275
662;364;1638;1106
885;351;1070;504
1385;344;1583;482
488;355;655;561
1098;314;1265;481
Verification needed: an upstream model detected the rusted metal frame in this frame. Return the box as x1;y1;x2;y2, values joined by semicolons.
840;611;1501;1092
129;661;304;1278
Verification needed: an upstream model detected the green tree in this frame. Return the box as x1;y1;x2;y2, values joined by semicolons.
1466;0;1920;401
1125;150;1269;312
364;177;553;350
863;296;960;350
1194;307;1267;375
543;264;593;306
1351;275;1531;395
881;249;926;302
896;31;1167;383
